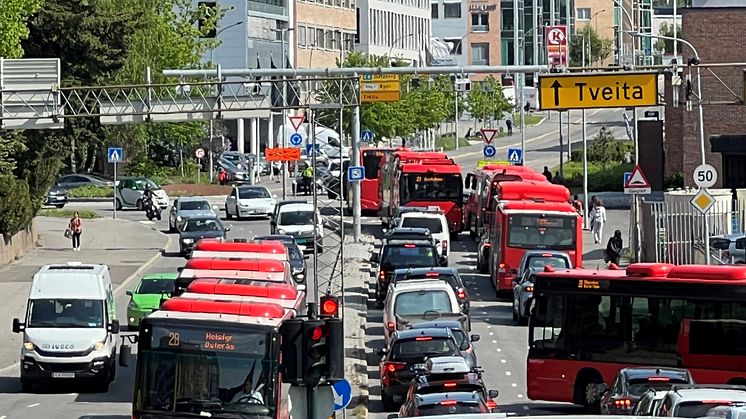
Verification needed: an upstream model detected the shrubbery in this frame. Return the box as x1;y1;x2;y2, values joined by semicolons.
560;126;634;192
0;176;34;238
66;185;113;198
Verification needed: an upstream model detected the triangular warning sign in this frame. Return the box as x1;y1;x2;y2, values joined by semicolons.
624;165;651;189
481;128;498;144
289;116;305;132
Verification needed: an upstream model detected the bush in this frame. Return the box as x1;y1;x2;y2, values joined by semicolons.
37;209;99;219
0;176;34;238
556;161;634;192
435;135;471;151
664;172;684;189
570;127;633;165
128;158;202;186
67;185;113;198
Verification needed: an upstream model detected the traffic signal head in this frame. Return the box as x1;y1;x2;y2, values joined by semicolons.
303;319;328;383
320;295;340;318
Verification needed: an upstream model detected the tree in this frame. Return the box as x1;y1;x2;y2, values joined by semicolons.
569;25;613;67
0;0;43;58
465;76;511;124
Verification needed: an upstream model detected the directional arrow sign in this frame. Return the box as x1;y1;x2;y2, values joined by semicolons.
538;72;659;110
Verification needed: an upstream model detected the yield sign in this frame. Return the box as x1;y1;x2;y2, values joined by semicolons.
624;164;652;195
481;128;498;144
289;115;305;132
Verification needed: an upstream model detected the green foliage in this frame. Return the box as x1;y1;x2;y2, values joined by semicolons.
664;172;685;189
655;23;683;54
66;186;113;198
555;162;634;192
571;127;633;166
466;76;511;123
0;132;27;176
0;176;34;237
0;0;43;58
569;25;613;67
38;209;100;219
435;135;471;151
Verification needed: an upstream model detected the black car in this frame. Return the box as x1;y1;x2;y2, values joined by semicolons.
45;186;68;208
254;234;308;283
393;391;492;417
371;239;442;302
378;328;464;411
178;217;230;256
383;227;435;245
599;367;694;415
409;320;479;366
391;267;470;314
270;199;308;233
404;369;498;411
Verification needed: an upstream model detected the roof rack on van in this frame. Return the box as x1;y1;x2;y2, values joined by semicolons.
48;263;95;270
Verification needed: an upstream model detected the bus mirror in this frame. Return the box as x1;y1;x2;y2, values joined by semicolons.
118;343;131;367
12;318;23;333
108;320;120;334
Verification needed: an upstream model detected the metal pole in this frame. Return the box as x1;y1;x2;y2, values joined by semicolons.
582;109;588;230
281;32;288;200
532;0;539;69
197;158;201;183
519;73;526;158
455;90;459;151
566;109;571;158
513;0;519;69
617;5;623;65
697;64;711;264
352;77;362;241
558;111;563;176
209;121;214;183
112;161;117;220
311;112;320;295
549;0;555;25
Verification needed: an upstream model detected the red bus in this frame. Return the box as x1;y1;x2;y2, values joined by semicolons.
528;263;746;409
480;190;581;295
182;278;305;313
463;165;547;239
192;239;289;260
379;151;453;220
125;298;293;418
176;258;295;294
353;147;407;213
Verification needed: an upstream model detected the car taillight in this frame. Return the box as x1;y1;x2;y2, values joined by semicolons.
442;240;448;252
457;288;466;299
647;377;670;382
614;399;632;408
498;263;508;273
387;321;395;331
486;400;497;409
524;285;534;292
441;400;458;406
443;382;457;388
384;361;406;373
415;336;433;341
378;271;385;281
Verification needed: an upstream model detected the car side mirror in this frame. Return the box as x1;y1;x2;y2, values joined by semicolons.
304;254;310;260
459;341;469;351
108;319;120;334
596;383;609;394
488;389;499;399
126;290;133;296
377;348;387;356
470;334;480;342
225;227;231;232
12;318;24;333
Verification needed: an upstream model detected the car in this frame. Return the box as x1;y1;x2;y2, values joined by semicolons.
371;239;443;302
409;320;479;368
54;173;113;190
516;250;573;279
387;206;440;230
125;273;179;329
512;267;537;325
254;234;309;283
391;267;470;315
274;202;323;253
270;199;308;232
710;233;746;263
394;391;493;416
378;328;467;410
397;207;450;258
705;405;746;419
382;279;466;345
633;388;667;416
168;197;217;232
404;357;498;411
216;158;250;183
656;385;746;417
384;227;436;244
114;176;169;210
178;216;230;256
45;185;68;208
598;367;694;415
225;185;276;220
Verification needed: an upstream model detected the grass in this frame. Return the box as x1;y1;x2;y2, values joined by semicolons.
553;161;634;193
66;185;113;198
38;209;100;219
435;135;472;151
513;112;544;126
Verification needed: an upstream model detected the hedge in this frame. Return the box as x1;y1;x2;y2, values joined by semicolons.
0;176;34;238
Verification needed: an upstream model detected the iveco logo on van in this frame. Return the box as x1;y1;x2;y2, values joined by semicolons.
41;344;74;350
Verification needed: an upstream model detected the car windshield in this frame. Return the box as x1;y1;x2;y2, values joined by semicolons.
401;217;443;233
676;402;740;418
134;179;160;190
382;245;438;268
239;187;270;199
526;255;571;271
416;402;488;415
183;218;223;232
279;210;315;226
287;245;302;260
180;201;211;211
398;273;458;289
508;214;577;250
394;290;454;316
393;337;458;359
627;378;690;396
28;299;104;328
138;279;176;295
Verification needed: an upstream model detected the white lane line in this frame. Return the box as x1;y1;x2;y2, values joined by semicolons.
505;371;512;376
2;415;8;419
511;383;518;387
500;359;507;363
27;403;40;408
487;325;492;329
496;348;502;352
491;340;497;344
489;332;494;336
138;220;155;225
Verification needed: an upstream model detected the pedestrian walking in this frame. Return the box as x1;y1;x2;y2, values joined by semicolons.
465;127;472;140
542;166;553;182
505;118;513;135
68;211;83;251
552;171;564;185
605;230;623;265
589;197;607;244
572;194;584;219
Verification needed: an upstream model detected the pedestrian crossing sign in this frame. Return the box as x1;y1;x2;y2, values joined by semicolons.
507;148;523;165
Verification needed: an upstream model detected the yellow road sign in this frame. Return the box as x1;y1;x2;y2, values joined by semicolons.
538;72;659;110
477;160;509;167
361;74;400;82
361;91;401;103
691;188;715;214
361;82;400;92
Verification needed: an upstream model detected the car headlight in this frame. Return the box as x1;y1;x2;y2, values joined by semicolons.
278;229;286;235
24;342;35;351
94;342;105;351
182;238;194;244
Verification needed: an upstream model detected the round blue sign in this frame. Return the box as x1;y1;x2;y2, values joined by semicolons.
289;133;303;146
332;379;353;410
483;145;496;157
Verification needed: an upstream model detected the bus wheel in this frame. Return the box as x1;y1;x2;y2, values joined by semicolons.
575;370;603;412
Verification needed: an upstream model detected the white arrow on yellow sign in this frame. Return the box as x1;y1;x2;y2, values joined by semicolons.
538;72;659;110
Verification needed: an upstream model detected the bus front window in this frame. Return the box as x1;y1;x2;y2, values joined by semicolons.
508;214;577;250
400;173;463;204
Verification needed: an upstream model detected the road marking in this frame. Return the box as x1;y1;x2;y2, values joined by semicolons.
0;363;17;374
113;235;173;296
138;220;155;225
489;332;494;335
500;359;507;363
492;340;497;344
496;348;502;352
487;325;492;329
27;403;40;408
505;371;512;376
511;383;518;387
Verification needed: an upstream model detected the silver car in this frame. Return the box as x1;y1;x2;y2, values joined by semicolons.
168;197;217;232
512;251;572;325
225;185;276;220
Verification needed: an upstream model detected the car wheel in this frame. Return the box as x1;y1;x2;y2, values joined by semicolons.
512;301;519;322
115;198;122;211
225;205;232;219
108;356;117;382
381;393;398;412
575;372;603;412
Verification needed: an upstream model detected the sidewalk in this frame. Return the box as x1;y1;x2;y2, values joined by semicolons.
0;216;169;372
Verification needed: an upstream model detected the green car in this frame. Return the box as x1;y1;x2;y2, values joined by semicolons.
126;273;179;329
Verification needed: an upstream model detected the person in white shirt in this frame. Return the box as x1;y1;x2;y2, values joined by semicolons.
589;197;607;244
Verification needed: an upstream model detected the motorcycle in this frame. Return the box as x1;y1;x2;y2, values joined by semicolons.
143;196;162;221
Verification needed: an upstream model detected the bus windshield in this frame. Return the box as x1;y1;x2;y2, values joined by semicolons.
400;173;463;203
135;322;278;418
507;214;576;250
362;150;386;180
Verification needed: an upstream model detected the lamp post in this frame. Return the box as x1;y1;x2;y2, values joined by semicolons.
612;0;636;66
272;27;294;200
589;10;606;66
389;33;416;61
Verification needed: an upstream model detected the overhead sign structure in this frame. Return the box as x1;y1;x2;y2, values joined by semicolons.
332;379;353;411
624;165;652;195
347;166;365;182
538;72;659;110
265;147;301;162
507;148;523;165
693;163;717;189
360;74;401;103
289;115;305;131
545;25;568;67
483;145;496;158
195;148;205;159
107;147;123;163
691;188;716;215
289;132;303;146
361;130;374;143
480;128;498;144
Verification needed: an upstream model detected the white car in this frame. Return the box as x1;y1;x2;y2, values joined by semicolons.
225;185;276;219
275;203;324;253
382;279;463;345
656;387;746;417
114;177;169;210
397;208;450;258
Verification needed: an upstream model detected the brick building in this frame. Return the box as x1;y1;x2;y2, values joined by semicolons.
295;0;357;69
664;4;746;188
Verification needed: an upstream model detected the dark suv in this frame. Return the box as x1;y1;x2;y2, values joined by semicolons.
371;239;441;302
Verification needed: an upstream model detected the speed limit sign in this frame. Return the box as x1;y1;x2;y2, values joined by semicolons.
195;148;205;159
693;164;717;188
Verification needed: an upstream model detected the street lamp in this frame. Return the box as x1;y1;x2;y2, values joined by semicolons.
612;0;636;66
589;9;606;65
389;33;416;61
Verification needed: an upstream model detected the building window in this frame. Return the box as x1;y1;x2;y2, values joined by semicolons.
577;7;591;20
326;29;335;49
298;26;307;46
471;43;489;65
431;2;439;18
444;2;461;18
308;26;316;45
316;28;325;48
444;38;463;54
501;7;513;30
471;13;489;31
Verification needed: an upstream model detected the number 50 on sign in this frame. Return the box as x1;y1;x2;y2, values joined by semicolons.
693;164;717;188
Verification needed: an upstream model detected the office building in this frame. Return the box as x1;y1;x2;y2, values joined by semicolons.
430;0;468;66
467;0;502;80
295;0;357;68
574;0;613;66
355;0;432;65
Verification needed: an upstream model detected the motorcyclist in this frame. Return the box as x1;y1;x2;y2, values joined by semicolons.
142;185;155;208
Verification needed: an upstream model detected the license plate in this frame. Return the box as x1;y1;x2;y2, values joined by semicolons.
411;363;425;370
52;372;75;378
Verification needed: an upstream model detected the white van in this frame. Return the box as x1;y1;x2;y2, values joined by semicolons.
12;262;120;392
276;203;324;253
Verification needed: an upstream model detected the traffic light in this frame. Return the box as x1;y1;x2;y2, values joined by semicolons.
303;319;328;383
320;295;340;318
279;318;304;384
326;317;344;380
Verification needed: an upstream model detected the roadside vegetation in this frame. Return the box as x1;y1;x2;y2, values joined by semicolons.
38;209;100;219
